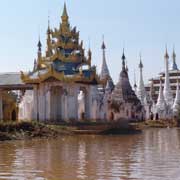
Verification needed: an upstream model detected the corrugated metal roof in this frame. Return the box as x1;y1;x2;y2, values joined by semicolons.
0;73;24;85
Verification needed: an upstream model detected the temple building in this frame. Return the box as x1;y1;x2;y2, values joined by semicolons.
107;50;144;121
20;3;101;122
0;3;144;123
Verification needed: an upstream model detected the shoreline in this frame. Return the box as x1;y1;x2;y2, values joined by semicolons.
0;120;179;142
0;121;74;142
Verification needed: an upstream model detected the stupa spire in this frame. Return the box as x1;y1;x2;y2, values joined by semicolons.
61;2;69;23
173;78;180;114
137;54;147;105
46;16;52;57
37;37;42;58
122;48;126;71
100;37;110;81
60;2;70;32
171;46;178;70
36;36;42;68
156;78;166;109
62;2;68;17
163;46;173;106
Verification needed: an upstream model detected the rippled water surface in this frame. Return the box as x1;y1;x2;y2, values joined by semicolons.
0;128;180;180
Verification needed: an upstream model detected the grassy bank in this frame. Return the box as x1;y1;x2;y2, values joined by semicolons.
133;119;178;129
1;119;176;142
0;121;74;141
0;120;141;141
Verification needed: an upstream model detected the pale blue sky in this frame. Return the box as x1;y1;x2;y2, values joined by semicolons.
0;0;180;84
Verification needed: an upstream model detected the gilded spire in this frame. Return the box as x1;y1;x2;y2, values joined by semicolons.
61;2;69;23
62;2;68;17
47;15;51;33
37;37;42;67
60;2;70;33
38;38;42;52
46;16;52;57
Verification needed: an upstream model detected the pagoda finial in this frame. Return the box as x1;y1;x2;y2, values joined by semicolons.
171;45;178;70
139;53;143;69
47;14;50;32
38;36;42;52
100;38;110;81
60;2;70;32
172;45;176;61
37;36;42;66
101;35;106;50
134;70;137;90
46;15;52;57
164;45;169;59
122;48;126;71
62;2;68;17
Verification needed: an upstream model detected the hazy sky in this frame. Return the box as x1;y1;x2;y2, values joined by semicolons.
0;0;180;85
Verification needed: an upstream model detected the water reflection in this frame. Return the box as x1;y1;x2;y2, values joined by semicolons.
0;129;180;180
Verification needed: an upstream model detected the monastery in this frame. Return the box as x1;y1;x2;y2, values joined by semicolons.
0;4;144;123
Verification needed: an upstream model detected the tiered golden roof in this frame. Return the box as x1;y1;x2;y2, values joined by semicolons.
21;3;99;85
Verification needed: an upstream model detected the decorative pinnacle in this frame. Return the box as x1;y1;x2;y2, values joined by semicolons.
37;38;42;52
139;53;143;69
62;2;68;17
164;45;169;59
101;35;106;50
47;14;50;33
172;46;176;60
88;48;92;56
122;48;126;61
122;48;126;70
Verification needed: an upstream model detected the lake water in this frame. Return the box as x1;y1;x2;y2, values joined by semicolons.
0;128;180;180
